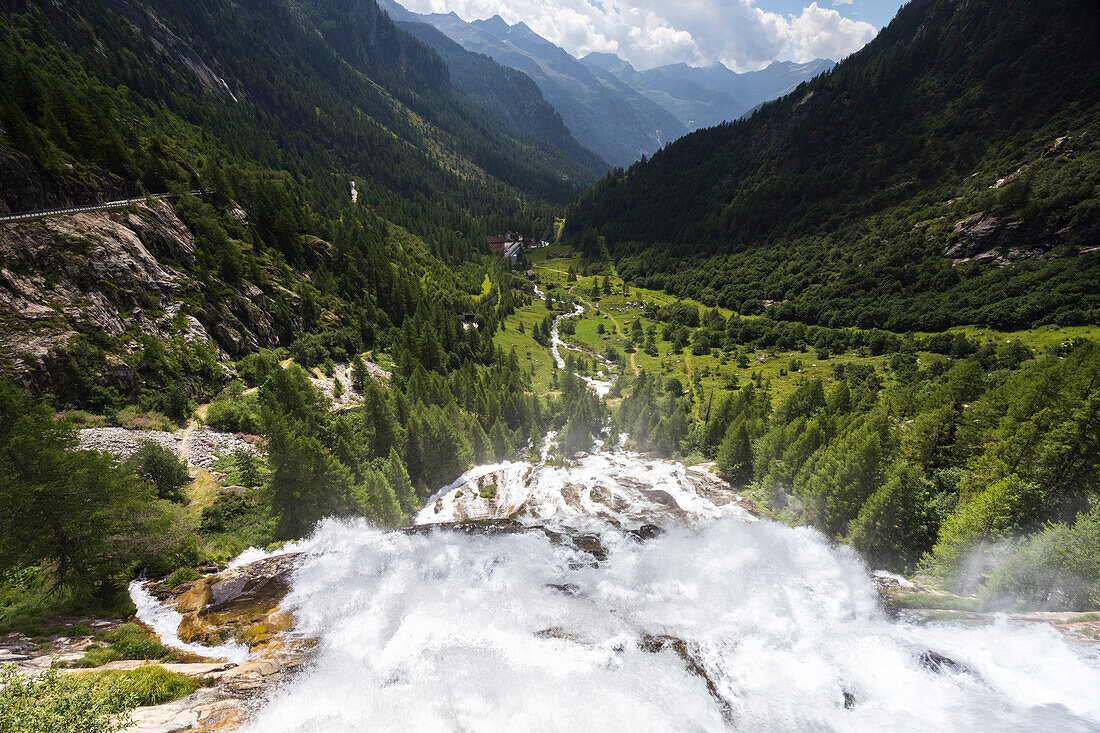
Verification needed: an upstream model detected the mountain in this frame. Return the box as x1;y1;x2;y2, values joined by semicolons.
377;1;688;166
653;58;836;113
581;54;834;132
396;20;608;177
0;0;587;400
566;0;1100;331
581;52;747;131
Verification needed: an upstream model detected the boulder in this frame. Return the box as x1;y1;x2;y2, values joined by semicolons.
170;553;300;650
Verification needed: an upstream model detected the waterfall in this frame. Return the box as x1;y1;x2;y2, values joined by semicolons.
238;511;1100;732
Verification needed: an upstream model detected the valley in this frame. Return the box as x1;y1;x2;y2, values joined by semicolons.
0;0;1098;729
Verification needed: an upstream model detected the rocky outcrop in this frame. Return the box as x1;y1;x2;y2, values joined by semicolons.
945;211;1098;266
0;200;281;398
169;554;300;650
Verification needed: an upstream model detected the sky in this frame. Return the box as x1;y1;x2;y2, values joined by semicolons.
397;0;908;71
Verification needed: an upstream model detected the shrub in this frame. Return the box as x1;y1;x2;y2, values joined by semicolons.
0;665;134;733
164;567;202;590
127;441;190;503
74;623;172;668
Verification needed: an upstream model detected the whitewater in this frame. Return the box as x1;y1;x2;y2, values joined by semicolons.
224;285;1100;731
219;445;1100;732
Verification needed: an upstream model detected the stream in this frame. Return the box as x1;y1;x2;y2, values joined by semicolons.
137;285;1100;731
539;283;614;397
229;438;1100;731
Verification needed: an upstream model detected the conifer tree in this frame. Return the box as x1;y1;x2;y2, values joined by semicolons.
385;447;419;513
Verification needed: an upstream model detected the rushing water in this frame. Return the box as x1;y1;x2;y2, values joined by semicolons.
129;579;250;663
237;513;1100;731
140;285;1100;730
227;440;1100;732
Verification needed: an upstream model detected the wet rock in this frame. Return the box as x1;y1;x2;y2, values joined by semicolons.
168;553;300;649
588;484;629;512
570;533;608;561
545;583;581;596
629;524;662;541
639;634;734;722
640;488;680;509
559;482;585;510
918;650;974;677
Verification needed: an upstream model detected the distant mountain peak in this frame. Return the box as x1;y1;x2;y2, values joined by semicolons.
477;14;511;36
582;51;635;74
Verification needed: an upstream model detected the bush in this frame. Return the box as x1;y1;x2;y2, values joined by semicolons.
159;385;192;423
981;504;1100;610
164;567;202;590
237;350;280;387
203;390;261;434
127;441;190;503
200;493;253;533
74;623;173;668
0;665;134;733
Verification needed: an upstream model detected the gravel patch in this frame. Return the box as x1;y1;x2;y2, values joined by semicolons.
183;428;262;469
78;426;263;468
78;427;180;459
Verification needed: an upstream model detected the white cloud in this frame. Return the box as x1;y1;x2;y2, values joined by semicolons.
399;0;878;70
787;2;876;62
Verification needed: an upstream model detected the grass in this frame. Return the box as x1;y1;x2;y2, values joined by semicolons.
913;324;1097;353
514;244;1093;417
71;623;174;668
508;246;906;409
496;291;557;394
69;666;200;707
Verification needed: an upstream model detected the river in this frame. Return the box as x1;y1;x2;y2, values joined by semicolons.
139;286;1100;731
227;443;1100;732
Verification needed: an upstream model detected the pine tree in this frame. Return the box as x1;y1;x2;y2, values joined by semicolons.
385;447;419;513
351;355;368;393
490;419;515;461
717;421;754;484
361;468;403;526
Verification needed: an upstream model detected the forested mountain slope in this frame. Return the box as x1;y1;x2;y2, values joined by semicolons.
0;0;594;215
0;0;560;592
376;1;688;167
0;0;577;402
566;0;1100;330
398;20;608;177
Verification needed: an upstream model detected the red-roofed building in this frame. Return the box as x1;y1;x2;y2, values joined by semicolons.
487;235;506;252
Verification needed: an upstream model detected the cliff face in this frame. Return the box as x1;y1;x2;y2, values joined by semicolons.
0;200;281;398
0;151;145;215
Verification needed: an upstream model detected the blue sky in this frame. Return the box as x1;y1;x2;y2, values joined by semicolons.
762;0;906;30
398;0;909;70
